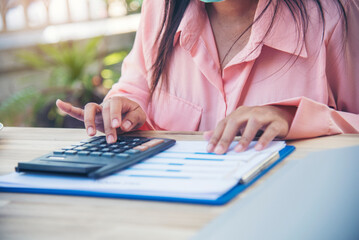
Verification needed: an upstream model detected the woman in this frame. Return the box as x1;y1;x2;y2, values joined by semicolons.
57;0;359;154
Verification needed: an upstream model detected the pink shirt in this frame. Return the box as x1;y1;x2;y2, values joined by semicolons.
106;0;359;139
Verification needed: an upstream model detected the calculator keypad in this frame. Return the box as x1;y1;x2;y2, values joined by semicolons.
53;136;152;157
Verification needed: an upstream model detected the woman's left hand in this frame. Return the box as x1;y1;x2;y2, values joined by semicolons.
205;105;296;154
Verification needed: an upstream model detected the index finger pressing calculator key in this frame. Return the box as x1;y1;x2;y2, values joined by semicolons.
16;136;176;179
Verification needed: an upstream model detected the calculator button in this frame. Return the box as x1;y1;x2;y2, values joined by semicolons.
133;145;149;152
113;149;124;153
130;142;141;147
65;150;77;155
78;151;90;156
91;139;106;145
102;152;115;158
143;139;164;148
140;139;150;144
101;148;110;152
74;146;87;151
53;150;65;155
71;144;84;147
90;152;102;157
125;149;141;154
83;143;95;148
62;146;74;150
116;153;130;158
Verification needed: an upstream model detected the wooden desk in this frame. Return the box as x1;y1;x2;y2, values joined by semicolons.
0;127;358;240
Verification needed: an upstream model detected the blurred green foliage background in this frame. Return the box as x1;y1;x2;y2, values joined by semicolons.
0;0;142;128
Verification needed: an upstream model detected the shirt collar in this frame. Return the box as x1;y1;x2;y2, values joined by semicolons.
252;0;308;58
174;0;307;58
173;0;207;50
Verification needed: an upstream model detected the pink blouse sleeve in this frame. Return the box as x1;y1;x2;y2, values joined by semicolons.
104;0;161;129
285;0;359;139
104;4;149;109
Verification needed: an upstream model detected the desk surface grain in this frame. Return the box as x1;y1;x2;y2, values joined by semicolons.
0;127;358;240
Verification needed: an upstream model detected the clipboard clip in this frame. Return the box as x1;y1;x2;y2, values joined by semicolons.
239;152;280;184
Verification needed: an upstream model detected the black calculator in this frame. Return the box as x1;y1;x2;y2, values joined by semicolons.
16;135;176;179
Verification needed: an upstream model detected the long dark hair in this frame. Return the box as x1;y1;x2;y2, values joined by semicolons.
150;0;348;96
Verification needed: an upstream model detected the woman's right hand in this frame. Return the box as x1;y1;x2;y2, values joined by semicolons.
56;96;146;144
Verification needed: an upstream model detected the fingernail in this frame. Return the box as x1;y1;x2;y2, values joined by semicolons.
214;145;225;154
122;120;132;130
112;119;119;128
107;135;115;143
235;144;244;152
255;143;263;151
87;127;94;135
207;143;215;152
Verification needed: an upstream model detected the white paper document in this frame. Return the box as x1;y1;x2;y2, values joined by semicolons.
0;141;286;200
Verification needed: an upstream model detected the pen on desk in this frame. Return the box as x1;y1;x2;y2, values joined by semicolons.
239;151;280;184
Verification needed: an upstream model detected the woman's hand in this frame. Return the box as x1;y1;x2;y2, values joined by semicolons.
56;96;146;143
205;105;296;154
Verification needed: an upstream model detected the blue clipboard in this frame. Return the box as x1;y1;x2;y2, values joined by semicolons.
0;146;295;205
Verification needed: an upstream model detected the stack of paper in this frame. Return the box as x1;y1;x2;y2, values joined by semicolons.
0;141;286;201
